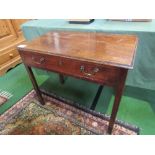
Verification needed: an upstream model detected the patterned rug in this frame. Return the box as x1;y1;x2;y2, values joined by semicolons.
0;90;139;135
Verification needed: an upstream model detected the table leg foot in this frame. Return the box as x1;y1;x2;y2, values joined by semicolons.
107;126;113;134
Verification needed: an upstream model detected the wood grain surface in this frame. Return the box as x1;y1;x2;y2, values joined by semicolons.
17;31;138;69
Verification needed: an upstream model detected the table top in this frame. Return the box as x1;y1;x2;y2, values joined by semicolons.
18;31;138;69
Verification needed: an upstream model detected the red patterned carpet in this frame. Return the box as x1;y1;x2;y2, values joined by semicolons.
0;90;139;135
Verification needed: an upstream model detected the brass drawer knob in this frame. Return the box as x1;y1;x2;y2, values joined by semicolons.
93;67;99;73
9;53;14;58
58;60;63;66
80;65;99;76
32;56;45;64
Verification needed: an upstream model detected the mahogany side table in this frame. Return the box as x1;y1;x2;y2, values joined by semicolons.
17;31;138;134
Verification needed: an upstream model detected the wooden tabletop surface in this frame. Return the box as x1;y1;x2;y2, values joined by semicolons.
17;31;138;69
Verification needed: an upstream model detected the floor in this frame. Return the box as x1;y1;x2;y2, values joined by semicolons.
0;64;155;135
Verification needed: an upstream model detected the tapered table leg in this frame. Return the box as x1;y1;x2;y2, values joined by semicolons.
24;64;45;105
108;69;128;134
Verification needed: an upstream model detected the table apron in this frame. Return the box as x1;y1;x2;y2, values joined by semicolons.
19;51;123;87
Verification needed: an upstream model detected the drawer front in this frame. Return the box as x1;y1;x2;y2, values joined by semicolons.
20;51;47;69
20;51;120;85
0;48;19;65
